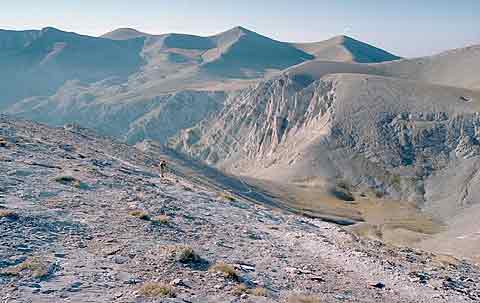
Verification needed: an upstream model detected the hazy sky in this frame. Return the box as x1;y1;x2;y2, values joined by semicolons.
1;0;479;58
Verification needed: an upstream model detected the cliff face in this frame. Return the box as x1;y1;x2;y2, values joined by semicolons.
171;73;480;218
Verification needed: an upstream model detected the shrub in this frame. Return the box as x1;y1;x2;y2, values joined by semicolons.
139;282;175;298
4;257;53;279
250;287;268;297
54;175;87;189
232;284;248;296
219;192;235;202
175;246;200;263
0;210;18;220
331;179;355;201
129;210;150;221
209;262;238;280
54;175;76;184
152;215;170;225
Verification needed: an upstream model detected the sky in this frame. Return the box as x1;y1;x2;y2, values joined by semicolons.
1;0;479;58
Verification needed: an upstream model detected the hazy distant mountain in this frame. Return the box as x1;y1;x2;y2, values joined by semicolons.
0;26;404;111
101;28;150;40
286;43;480;90
0;27;144;109
293;35;401;63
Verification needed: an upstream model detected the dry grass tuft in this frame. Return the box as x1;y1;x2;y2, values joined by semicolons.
138;282;175;298
175;246;200;263
129;210;150;221
0;210;19;220
209;262;238;280
232;284;249;296
219;192;236;202
152;215;170;225
288;295;322;303
3;257;53;279
250;287;269;297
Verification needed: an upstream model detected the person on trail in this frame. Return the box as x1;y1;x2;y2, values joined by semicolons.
159;160;167;178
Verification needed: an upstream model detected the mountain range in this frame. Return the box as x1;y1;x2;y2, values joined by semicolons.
2;25;480;260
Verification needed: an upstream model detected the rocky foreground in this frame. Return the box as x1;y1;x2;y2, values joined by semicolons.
1;115;479;303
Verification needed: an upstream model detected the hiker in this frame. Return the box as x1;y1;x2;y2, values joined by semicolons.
159;160;167;178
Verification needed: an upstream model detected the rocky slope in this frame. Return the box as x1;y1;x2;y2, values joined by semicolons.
1;115;480;302
170;72;480;258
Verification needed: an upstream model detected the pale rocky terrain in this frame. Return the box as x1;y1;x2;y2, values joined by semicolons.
2;25;480;302
1;115;480;303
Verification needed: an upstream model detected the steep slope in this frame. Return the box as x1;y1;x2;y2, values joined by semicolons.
171;73;480;258
1;115;479;302
8;87;226;145
293;35;401;63
0;27;145;109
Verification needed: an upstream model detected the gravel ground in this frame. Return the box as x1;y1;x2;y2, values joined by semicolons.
1;116;479;303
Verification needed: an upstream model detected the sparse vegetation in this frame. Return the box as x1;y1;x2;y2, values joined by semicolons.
152;214;170;225
219;192;236;202
4;257;53;279
54;175;77;184
287;295;322;303
138;282;175;298
250;287;269;297
129;210;151;221
175;246;200;263
331;179;355;202
232;284;269;297
54;175;87;189
390;174;402;191
209;262;238;280
232;284;249;296
0;209;19;220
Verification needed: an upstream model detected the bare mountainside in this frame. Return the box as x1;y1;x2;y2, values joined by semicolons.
286;43;480;90
171;71;480;259
1;115;480;302
0;27;144;109
0;26;401;111
293;35;401;63
3;26;480;261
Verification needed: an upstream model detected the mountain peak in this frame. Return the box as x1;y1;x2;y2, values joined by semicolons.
101;28;150;40
41;26;64;33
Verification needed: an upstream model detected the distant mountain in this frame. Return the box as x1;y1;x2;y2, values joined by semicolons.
200;26;314;77
103;26;315;77
376;44;480;90
101;28;150;40
284;43;480;90
0;26;405;110
0;27;144;109
293;35;401;63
